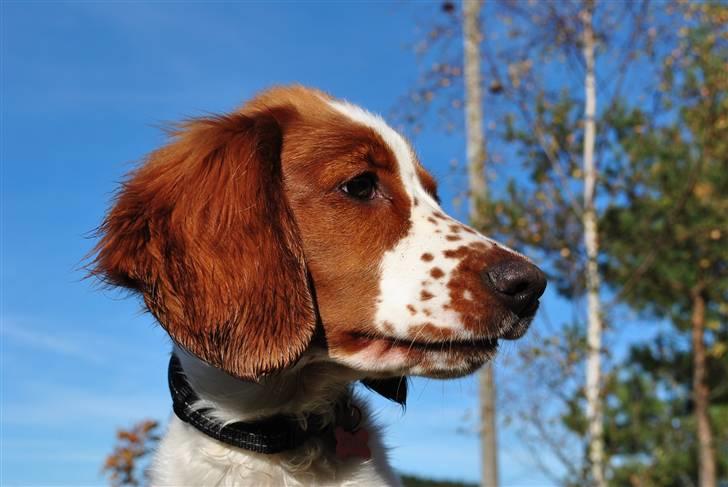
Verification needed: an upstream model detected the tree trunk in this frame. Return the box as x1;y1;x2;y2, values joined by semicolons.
581;2;606;486
691;286;716;487
479;365;498;487
462;2;497;487
463;0;487;211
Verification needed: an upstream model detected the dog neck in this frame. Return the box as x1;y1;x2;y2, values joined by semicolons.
173;345;362;425
151;347;403;487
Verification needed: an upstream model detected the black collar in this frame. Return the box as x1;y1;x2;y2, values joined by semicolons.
167;354;333;454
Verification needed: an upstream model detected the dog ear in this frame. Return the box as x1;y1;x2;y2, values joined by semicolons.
361;377;408;407
91;106;317;381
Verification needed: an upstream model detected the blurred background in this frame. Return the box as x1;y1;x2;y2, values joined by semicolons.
1;1;726;486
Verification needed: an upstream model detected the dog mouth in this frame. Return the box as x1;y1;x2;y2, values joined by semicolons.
331;304;542;377
343;331;499;379
500;302;540;340
349;332;498;354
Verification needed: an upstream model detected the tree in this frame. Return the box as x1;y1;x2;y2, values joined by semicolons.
102;420;160;487
606;336;728;486
462;1;498;486
579;2;606;483
601;4;728;485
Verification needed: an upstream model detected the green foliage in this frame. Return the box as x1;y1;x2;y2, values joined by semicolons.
608;339;728;485
560;330;728;484
400;474;477;487
601;3;728;323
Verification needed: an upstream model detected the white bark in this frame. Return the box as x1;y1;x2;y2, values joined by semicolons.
581;2;605;486
463;2;497;487
464;0;487;211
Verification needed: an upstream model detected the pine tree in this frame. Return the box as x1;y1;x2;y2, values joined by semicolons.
600;4;728;485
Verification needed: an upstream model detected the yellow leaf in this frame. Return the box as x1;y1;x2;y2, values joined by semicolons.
709;341;727;358
706;320;721;331
694;182;713;200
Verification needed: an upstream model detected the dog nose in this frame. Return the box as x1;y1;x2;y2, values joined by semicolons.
482;260;547;316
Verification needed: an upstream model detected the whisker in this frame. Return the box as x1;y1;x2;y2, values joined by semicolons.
404;325;428;360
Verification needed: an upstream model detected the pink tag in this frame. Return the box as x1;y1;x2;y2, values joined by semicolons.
334;426;371;460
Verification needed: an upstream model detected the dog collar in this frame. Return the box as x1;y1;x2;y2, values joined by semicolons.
167;354;334;454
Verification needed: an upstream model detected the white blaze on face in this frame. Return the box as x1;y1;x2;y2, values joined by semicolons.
330;100;521;342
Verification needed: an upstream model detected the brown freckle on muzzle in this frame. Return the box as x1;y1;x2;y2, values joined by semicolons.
446;235;462;242
421;253;434;262
443;246;468;259
433;212;447;220
407;304;417;315
449;225;461;233
427;217;438;225
430;267;445;279
420;290;434;301
462;226;477;235
444;242;488;259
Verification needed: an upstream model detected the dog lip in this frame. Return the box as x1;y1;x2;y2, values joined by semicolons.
515;299;540;319
500;303;539;340
350;332;498;352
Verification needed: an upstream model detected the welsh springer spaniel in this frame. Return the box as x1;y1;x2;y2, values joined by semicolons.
93;85;546;486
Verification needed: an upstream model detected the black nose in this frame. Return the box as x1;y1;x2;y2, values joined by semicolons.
482;260;547;316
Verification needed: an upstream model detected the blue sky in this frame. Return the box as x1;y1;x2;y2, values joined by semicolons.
0;2;583;485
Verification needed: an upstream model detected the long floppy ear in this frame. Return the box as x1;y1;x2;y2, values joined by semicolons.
91;106;316;380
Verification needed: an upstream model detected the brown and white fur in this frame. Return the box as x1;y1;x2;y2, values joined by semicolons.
92;85;546;486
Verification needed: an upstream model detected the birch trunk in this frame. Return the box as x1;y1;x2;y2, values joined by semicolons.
463;0;486;209
691;286;717;487
581;2;605;486
463;2;497;486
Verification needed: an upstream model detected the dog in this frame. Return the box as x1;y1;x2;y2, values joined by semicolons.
92;85;546;486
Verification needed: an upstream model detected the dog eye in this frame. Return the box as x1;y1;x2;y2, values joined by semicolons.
341;173;378;200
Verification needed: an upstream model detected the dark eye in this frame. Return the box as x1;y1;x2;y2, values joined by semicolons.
341;173;378;200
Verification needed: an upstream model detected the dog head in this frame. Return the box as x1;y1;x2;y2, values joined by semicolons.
92;85;546;387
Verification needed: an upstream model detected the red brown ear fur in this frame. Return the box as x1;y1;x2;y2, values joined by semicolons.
91;105;316;381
